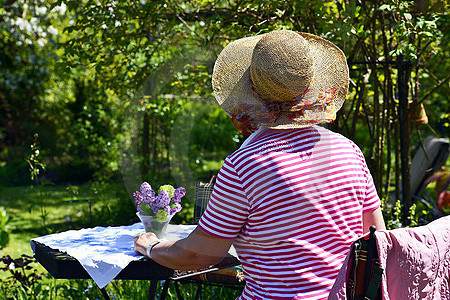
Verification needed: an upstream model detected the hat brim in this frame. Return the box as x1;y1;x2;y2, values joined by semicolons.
212;31;349;129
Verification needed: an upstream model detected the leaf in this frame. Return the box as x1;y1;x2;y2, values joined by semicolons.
419;31;434;37
0;231;9;249
50;0;64;10
379;4;391;11
140;203;154;216
404;13;412;20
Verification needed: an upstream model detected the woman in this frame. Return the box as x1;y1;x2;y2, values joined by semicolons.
134;30;386;299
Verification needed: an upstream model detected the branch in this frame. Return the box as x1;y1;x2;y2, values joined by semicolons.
418;75;450;105
423;67;440;82
176;14;194;32
4;0;17;11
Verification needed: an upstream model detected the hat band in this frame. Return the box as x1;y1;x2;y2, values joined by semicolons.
283;87;338;123
230;86;337;134
251;78;337;120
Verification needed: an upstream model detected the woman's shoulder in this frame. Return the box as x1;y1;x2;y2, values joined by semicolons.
316;126;361;146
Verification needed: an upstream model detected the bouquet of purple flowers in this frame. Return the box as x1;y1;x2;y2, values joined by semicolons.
133;182;186;222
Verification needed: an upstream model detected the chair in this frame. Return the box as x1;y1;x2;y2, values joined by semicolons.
154;172;245;300
344;226;383;300
192;173;217;225
411;136;449;220
389;136;449;220
330;216;450;299
410;136;449;197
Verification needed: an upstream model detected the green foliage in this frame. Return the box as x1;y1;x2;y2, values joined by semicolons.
384;199;404;229
140;203;154;216
0;207;12;249
408;203;419;227
61;78;125;183
379;1;443;59
0;1;129;187
382;198;432;229
66;185;79;197
0;3;447;297
26;134;55;233
1;0;447;200
27;134;46;182
0;255;45;298
0;275;242;300
0;0;64;154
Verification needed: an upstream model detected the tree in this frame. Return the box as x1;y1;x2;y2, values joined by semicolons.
0;0;62;153
0;1;127;185
2;0;447;222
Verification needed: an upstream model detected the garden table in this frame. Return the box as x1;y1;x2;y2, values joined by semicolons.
30;223;242;300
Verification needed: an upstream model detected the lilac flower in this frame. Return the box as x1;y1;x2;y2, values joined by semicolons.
158;190;171;207
149;202;158;215
163;205;171;215
159;185;175;198
173;187;186;203
169;202;182;215
137;182;156;206
150;191;171;215
134;182;186;221
142;190;156;204
133;191;143;206
140;182;153;195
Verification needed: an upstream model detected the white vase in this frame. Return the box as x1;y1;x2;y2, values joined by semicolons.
136;212;173;239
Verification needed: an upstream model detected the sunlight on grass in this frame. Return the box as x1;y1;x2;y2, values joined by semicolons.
0;184;132;258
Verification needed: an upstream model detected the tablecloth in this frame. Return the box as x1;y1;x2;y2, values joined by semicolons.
31;223;236;288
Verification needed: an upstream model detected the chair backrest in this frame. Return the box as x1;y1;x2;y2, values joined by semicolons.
331;217;450;299
410;136;449;197
192;174;216;224
345;226;383;300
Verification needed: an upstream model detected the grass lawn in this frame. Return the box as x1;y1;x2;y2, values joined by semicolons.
0;184;132;258
0;182;140;286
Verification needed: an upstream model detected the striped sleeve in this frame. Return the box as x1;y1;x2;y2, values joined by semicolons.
197;157;250;240
351;140;381;212
363;165;381;212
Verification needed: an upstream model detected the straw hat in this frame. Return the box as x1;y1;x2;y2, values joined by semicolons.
212;30;349;132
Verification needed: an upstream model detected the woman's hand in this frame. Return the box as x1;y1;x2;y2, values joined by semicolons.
133;227;234;271
134;232;159;257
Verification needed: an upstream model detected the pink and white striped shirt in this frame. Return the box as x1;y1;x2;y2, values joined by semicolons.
198;126;380;299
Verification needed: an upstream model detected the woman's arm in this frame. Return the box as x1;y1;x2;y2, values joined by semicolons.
134;227;234;271
362;207;386;234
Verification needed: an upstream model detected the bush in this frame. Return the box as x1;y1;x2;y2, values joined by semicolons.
0;207;11;249
0;160;31;186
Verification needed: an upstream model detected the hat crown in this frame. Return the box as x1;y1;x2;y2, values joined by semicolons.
250;30;314;103
211;29;349;131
